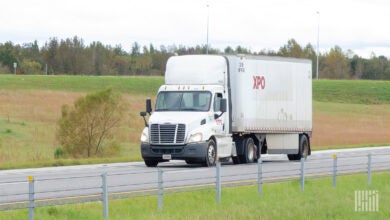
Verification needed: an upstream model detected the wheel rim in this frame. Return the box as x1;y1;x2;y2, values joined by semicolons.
247;142;255;162
208;143;216;164
302;138;308;159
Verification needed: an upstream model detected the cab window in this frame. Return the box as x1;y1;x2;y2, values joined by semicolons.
213;93;223;112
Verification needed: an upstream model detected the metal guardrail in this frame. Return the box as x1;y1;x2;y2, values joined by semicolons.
0;152;389;220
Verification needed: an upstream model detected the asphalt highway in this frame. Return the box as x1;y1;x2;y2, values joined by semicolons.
0;146;389;209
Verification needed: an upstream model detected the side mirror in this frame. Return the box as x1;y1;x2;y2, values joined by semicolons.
214;98;227;119
140;99;152;127
146;99;152;114
220;98;227;113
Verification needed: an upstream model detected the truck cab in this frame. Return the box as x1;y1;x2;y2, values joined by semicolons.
140;55;232;167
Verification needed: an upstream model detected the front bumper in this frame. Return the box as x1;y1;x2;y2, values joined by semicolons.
141;142;208;161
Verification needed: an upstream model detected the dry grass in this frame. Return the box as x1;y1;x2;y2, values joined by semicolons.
312;102;390;147
0;89;154;167
1;89;389;168
0;90;83;123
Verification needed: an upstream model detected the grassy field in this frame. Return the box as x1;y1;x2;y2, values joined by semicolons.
1;173;389;219
0;75;390;169
0;75;163;94
1;75;389;103
313;80;390;104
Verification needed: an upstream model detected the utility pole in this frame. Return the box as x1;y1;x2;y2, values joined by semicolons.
206;4;210;54
13;62;17;75
316;11;320;80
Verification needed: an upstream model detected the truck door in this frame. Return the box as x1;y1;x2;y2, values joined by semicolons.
213;93;230;156
214;93;224;133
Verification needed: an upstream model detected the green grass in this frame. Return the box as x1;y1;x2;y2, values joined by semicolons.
1;173;389;219
314;101;373;115
1;75;390;104
313;80;390;104
0;75;163;95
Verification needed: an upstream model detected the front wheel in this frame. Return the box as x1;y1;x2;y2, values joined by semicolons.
185;159;199;165
205;139;217;167
144;159;159;167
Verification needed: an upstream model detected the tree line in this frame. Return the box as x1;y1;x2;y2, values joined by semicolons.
0;36;389;79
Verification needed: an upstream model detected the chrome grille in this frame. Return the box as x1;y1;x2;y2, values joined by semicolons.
150;124;186;145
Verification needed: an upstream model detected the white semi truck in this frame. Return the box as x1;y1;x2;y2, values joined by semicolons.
140;55;312;167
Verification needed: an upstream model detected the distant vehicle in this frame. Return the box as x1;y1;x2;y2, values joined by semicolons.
140;55;312;167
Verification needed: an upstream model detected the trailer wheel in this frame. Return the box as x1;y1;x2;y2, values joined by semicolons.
287;154;297;160
300;135;309;160
205;139;217;167
144;159;159;167
288;135;309;161
242;137;257;163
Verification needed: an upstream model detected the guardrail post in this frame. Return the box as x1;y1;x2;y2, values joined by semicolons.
158;168;163;211
258;158;262;195
102;173;108;220
216;162;221;203
300;157;305;191
333;154;337;187
367;153;372;186
28;176;34;220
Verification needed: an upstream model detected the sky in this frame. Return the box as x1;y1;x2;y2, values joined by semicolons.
1;0;389;58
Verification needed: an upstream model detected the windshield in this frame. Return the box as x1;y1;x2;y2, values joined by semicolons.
155;91;212;112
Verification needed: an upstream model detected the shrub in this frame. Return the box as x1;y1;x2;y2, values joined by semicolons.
54;147;66;159
57;88;124;157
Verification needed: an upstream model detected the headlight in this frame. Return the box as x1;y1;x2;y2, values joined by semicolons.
188;133;203;143
140;129;149;142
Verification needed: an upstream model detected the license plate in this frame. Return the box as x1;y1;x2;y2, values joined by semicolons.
162;154;172;160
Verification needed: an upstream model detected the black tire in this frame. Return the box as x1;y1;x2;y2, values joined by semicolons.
288;135;309;161
287;154;299;161
232;156;240;164
241;137;257;163
205;139;217;167
144;159;158;167
300;135;309;160
185;159;198;165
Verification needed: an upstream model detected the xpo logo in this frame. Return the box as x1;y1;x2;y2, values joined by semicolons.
253;75;266;90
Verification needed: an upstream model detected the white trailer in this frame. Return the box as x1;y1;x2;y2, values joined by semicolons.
140;55;312;167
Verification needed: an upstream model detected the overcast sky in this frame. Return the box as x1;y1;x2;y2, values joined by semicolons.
1;0;389;58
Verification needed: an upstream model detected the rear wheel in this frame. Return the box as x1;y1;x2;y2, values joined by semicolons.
301;135;309;159
287;154;299;161
144;159;159;167
232;156;240;164
241;137;257;163
288;135;309;161
205;139;217;167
